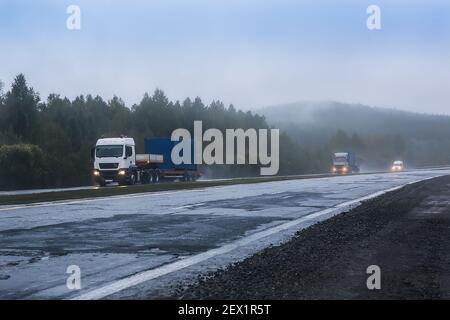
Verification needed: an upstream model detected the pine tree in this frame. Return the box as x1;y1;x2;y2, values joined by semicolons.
5;74;39;142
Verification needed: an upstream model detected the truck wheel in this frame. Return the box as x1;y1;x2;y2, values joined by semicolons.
129;173;136;185
148;170;154;183
142;172;150;184
152;172;159;183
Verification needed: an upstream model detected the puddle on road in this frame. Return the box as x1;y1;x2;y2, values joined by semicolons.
195;191;329;211
0;214;285;257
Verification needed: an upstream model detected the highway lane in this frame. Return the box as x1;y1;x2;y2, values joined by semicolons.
0;169;449;299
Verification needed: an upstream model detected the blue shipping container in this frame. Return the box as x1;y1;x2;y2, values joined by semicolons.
144;138;197;171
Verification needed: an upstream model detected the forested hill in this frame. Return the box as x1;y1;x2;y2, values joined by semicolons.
261;101;450;138
261;101;450;169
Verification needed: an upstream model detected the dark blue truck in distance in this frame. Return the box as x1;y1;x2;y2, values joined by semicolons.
331;152;360;174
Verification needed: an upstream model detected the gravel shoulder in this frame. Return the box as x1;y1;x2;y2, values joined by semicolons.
172;175;450;299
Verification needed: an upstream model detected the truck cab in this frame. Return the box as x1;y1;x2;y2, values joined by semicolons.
92;137;137;186
331;152;360;174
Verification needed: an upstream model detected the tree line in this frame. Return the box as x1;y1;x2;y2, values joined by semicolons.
0;74;313;189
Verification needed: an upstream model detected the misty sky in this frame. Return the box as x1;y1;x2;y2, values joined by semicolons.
1;0;449;114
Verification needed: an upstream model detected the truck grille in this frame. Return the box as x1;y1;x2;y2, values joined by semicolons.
99;163;119;169
101;170;118;179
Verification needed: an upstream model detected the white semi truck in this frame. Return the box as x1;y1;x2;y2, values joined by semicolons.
91;137;200;186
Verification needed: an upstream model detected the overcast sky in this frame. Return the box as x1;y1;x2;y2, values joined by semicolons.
1;0;449;114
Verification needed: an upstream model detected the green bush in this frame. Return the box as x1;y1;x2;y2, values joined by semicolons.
0;144;49;189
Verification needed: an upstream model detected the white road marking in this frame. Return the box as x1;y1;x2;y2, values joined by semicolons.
72;175;441;300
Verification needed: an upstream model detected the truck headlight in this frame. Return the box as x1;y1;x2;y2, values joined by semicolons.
93;170;100;176
118;170;126;176
342;167;348;172
332;167;337;172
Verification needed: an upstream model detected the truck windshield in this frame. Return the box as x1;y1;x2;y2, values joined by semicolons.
96;145;123;158
334;157;347;162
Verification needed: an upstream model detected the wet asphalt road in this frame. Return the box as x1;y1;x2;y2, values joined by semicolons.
0;169;449;299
